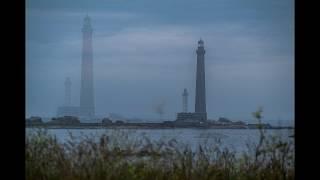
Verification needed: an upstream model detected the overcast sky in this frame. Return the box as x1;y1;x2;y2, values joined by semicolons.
26;0;294;124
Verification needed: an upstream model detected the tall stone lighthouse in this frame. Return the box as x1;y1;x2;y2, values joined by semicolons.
195;39;207;120
176;40;208;122
80;15;95;119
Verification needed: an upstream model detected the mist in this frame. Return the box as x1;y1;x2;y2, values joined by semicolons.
26;0;294;126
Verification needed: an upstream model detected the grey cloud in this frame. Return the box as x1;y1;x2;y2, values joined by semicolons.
26;15;294;121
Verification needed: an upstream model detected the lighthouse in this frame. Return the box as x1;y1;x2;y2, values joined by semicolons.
194;39;207;120
80;15;95;119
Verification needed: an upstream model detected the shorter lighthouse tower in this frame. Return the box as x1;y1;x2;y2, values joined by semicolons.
182;88;188;112
64;77;71;106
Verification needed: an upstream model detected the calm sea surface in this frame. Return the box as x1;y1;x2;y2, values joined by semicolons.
26;128;294;153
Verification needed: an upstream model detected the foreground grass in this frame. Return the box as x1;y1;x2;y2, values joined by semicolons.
26;127;294;180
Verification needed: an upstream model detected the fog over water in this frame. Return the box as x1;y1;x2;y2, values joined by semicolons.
26;0;294;126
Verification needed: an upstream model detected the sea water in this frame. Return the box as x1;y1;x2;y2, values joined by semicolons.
26;128;294;153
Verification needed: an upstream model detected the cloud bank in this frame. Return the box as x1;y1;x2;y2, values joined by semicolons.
26;0;294;125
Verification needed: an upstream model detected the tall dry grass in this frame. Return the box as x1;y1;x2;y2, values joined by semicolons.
26;109;294;180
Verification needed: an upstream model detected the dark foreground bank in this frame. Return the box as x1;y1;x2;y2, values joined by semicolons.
26;128;294;180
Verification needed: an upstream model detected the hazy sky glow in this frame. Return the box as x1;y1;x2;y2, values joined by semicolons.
26;0;294;124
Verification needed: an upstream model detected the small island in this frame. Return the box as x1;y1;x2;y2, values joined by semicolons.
26;116;293;129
